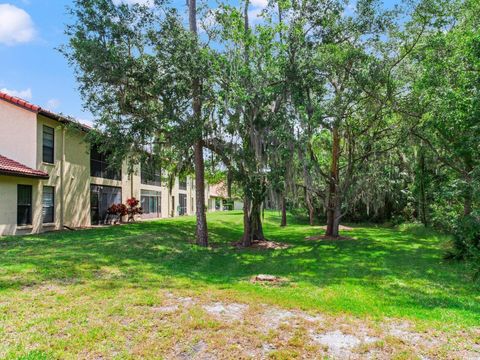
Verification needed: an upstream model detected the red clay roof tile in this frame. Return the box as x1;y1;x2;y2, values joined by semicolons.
0;92;41;112
0;154;49;179
0;91;91;131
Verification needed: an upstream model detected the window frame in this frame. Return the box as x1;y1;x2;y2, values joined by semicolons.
90;146;122;181
17;185;33;226
141;159;161;186
179;177;187;191
42;125;55;164
42;186;55;224
140;190;161;215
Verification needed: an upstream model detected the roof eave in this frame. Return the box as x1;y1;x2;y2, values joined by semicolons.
0;170;49;179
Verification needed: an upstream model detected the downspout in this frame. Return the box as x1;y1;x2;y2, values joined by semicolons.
60;126;66;228
130;173;134;198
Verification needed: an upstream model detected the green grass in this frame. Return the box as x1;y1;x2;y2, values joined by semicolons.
0;211;479;358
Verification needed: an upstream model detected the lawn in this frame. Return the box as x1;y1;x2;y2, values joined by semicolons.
0;211;479;359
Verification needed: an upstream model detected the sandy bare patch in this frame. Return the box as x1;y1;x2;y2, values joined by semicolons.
177;339;210;360
384;321;441;348
232;240;290;249
301;313;325;323
311;330;379;357
261;307;296;329
203;302;248;321
151;305;179;313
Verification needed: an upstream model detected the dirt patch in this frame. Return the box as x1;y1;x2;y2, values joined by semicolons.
178;339;208;360
311;330;379;357
151;305;179;313
232;240;290;249
261;308;296;329
203;302;248;321
305;235;354;241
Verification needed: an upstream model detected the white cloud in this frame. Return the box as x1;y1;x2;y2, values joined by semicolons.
112;0;154;7
0;87;32;99
251;0;268;9
248;0;268;24
0;4;36;46
248;8;264;22
46;98;60;110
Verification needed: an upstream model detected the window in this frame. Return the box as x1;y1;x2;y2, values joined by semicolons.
141;190;161;215
17;185;32;226
42;126;54;163
179;177;187;190
42;186;54;223
90;146;121;180
90;184;122;225
179;193;187;215
141;159;161;186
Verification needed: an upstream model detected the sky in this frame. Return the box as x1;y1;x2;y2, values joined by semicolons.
0;0;395;126
0;0;264;125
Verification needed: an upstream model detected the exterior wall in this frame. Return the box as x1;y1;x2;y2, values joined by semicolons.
37;115;91;230
0;99;224;236
0;175;42;236
0;101;37;168
131;174;195;220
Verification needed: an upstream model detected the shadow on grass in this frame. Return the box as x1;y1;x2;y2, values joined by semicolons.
0;211;479;324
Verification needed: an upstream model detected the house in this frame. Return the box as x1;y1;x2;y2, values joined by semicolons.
0;91;223;236
207;182;243;211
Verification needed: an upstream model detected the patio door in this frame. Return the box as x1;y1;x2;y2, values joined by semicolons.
90;184;122;225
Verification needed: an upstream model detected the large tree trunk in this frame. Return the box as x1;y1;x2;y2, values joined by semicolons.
326;125;341;237
280;193;287;227
242;194;265;246
194;141;208;246
307;199;314;226
189;0;208;246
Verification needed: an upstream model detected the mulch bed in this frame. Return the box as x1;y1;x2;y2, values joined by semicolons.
305;225;355;241
232;239;290;249
318;225;354;231
305;235;354;241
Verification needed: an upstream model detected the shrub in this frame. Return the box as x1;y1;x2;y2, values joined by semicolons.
126;197;142;222
107;203;128;217
445;215;480;280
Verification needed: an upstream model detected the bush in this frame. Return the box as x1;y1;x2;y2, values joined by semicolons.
445;215;480;280
107;203;128;217
126;197;142;222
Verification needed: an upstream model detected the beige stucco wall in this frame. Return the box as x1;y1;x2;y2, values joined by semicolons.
129;172;195;219
37;115;91;230
0;175;42;236
0;101;37;168
0;99;224;236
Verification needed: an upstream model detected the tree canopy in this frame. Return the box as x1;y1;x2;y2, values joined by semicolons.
65;0;479;274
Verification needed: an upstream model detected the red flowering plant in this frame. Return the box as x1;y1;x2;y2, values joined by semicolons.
126;197;143;222
107;203;128;224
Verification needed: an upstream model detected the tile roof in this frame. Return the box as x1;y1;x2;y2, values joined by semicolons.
0;92;41;112
0;154;49;179
0;91;91;131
